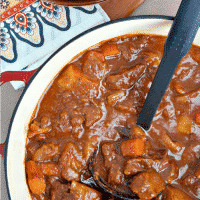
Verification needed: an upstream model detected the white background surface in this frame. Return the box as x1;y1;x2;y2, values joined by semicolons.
1;0;182;199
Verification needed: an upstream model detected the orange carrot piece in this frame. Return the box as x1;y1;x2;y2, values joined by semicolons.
120;139;145;157
102;43;120;57
26;161;46;195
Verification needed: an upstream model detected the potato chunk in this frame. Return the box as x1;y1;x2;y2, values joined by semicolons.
130;168;165;200
120;139;145;157
57;64;99;97
177;115;192;135
71;181;102;200
163;185;194;200
26;161;46;195
40;162;60;176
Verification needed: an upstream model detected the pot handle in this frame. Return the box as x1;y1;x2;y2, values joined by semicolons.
0;69;38;86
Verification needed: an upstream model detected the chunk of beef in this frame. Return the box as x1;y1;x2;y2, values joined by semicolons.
175;88;200;106
105;64;146;90
124;158;153;176
101;142;120;169
82;51;107;79
59;142;84;181
182;142;200;167
165;159;179;183
55;110;72;133
83;135;99;163
33;143;59;162
50;180;72;200
83;105;102;127
28;117;51;138
108;163;124;185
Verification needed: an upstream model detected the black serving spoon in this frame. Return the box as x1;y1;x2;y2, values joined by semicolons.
90;0;200;199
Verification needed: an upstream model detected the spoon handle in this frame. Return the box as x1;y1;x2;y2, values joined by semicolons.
137;0;200;130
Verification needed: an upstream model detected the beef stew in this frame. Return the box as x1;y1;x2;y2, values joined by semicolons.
25;34;200;200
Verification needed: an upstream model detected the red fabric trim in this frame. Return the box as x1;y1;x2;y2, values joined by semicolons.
0;0;36;22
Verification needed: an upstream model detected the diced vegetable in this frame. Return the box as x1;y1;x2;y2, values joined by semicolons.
120;139;145;157
102;43;120;57
71;181;102;200
107;90;126;106
26;161;46;195
40;162;60;176
130;126;146;140
159;130;182;153
164;185;194;200
177;115;192;134
57;64;99;97
130;168;165;200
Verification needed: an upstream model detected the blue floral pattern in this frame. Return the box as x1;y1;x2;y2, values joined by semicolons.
0;22;10;51
0;0;10;9
0;21;17;63
1;0;97;63
6;7;37;36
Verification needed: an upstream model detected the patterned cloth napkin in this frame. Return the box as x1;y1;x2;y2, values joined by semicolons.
0;0;110;89
0;3;110;199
